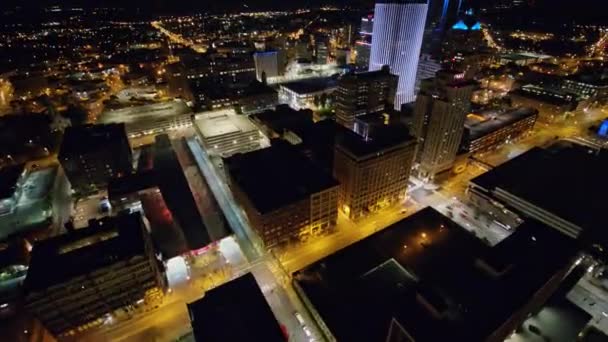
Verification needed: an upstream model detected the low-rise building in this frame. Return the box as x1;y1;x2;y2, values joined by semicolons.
187;273;285;342
194;111;266;157
510;84;580;122
294;207;578;342
24;213;166;337
225;142;338;247
99;100;193;139
462;107;538;153
279;77;337;111
468;142;608;246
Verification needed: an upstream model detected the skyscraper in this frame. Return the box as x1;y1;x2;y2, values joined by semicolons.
335;66;397;129
369;0;429;108
412;69;475;180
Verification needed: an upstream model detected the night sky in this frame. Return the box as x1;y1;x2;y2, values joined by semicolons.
0;0;606;23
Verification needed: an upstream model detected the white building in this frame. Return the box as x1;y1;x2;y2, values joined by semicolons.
253;51;280;82
369;0;428;108
194;111;267;157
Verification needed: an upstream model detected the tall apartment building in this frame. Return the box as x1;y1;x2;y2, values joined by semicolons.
23;213;166;337
225;142;338;247
369;0;428;108
58;123;132;194
412;69;475;180
333;125;417;220
335;66;397;129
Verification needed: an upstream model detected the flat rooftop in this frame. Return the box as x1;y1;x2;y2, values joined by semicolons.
187;273;285;342
465;107;538;140
335;124;416;159
225;142;338;214
195;112;258;138
471;142;608;238
100;100;191;124
59;123;129;156
294;207;577;342
251;105;313;134
24;213;147;293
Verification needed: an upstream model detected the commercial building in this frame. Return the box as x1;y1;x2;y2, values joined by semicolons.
187;273;285;342
335;67;397;129
225;142;339;247
194;111;266;157
253;51;281;82
415;54;442;94
462;107;538;153
412;70;475;180
250;105;314;139
468;142;608;245
333;125;417;220
510;84;580;121
369;0;428;107
294;207;578;342
278;77;337;111
59;124;132;194
561;77;608;101
24;213;166;336
235;82;278;115
355;15;373;69
191;80;277;113
99;100;193;139
497;52;552;67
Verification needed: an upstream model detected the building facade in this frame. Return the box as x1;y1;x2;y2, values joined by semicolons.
335;67;397;129
58;124;133;194
23;214;166;337
333;126;417;220
225;143;338;247
369;0;428;108
463;108;538;153
253;51;280;82
412;70;475;180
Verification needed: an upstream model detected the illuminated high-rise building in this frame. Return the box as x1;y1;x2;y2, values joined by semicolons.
412;70;475;180
355;15;374;69
369;0;429;108
335;66;397;129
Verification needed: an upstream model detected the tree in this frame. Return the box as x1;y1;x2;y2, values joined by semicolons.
63;104;88;126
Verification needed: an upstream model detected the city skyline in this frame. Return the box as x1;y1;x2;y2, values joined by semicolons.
1;1;608;342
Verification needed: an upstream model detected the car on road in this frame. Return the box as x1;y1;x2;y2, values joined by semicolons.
303;325;312;337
